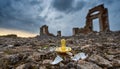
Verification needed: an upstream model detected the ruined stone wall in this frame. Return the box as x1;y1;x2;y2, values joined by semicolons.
73;28;79;36
73;4;110;35
40;25;54;36
57;31;61;37
84;4;110;33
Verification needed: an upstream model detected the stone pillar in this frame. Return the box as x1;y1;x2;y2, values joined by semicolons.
85;18;93;33
57;31;61;37
99;15;103;32
40;27;43;36
40;25;55;36
73;28;79;36
102;8;110;31
40;25;49;36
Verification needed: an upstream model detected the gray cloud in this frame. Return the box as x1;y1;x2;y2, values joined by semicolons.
52;0;85;13
101;0;114;5
73;1;86;11
0;0;45;33
52;0;73;12
54;15;63;19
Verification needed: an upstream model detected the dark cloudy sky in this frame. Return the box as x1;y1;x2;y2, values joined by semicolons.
0;0;120;37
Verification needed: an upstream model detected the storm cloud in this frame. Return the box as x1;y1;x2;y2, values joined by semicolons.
0;0;120;36
52;0;85;13
0;0;45;33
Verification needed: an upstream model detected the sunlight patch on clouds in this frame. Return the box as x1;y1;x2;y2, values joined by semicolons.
0;28;37;37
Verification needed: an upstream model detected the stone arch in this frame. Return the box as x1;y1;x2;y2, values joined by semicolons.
84;4;110;33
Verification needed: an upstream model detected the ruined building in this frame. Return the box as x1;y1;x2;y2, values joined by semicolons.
40;25;61;37
73;4;110;35
40;25;54;36
57;31;61;37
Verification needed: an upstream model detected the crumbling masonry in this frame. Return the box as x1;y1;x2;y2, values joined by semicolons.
57;31;61;37
73;4;110;35
40;25;54;36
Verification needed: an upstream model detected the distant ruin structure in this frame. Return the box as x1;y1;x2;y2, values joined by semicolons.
73;4;110;35
40;25;54;36
73;28;79;36
57;31;61;37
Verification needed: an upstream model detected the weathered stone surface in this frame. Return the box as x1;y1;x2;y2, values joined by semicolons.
5;54;22;65
105;55;115;61
16;64;25;69
39;66;47;69
88;54;112;67
112;59;120;67
42;59;52;64
107;49;120;55
0;17;120;69
78;60;102;69
65;62;80;69
16;63;39;69
31;52;41;61
0;31;120;69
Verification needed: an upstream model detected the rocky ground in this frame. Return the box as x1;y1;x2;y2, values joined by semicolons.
0;31;120;69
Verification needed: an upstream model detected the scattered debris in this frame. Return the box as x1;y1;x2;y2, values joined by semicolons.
0;31;120;69
72;52;88;61
52;39;87;64
51;55;63;65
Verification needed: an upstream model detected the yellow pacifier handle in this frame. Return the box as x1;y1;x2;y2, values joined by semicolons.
61;39;66;51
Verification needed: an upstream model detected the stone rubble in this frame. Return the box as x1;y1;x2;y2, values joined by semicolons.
0;31;120;69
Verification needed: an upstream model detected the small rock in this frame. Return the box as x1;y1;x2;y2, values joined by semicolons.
67;39;74;44
65;62;76;69
39;66;46;69
5;54;22;65
16;63;39;69
31;52;41;61
7;45;14;48
59;62;65;68
16;64;25;69
112;59;120;67
42;59;52;64
105;54;114;60
107;49;120;55
14;42;21;46
81;45;90;50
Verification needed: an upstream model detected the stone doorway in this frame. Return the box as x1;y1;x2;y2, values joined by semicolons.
72;4;110;35
93;18;100;32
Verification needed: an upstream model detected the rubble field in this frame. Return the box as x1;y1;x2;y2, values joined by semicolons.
0;31;120;69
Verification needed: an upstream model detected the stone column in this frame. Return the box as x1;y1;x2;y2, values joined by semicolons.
73;28;79;36
57;31;61;37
